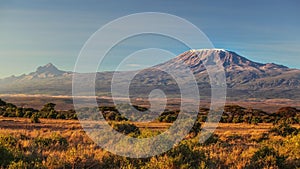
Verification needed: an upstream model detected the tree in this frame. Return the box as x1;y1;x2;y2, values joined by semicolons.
16;108;24;117
276;107;299;117
47;110;57;119
24;111;33;118
40;103;57;118
41;103;56;112
31;114;40;123
0;99;6;106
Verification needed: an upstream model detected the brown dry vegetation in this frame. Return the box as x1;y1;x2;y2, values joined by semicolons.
0;117;299;169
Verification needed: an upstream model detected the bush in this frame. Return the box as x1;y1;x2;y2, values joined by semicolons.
165;140;207;168
34;134;68;150
251;116;262;124
158;111;178;123
200;133;219;145
276;107;298;117
232;116;243;123
15;108;24;117
8;161;29;169
24;111;33;118
186;120;201;138
100;153;130;169
110;122;140;135
270;122;299;137
0;134;17;148
63;146;102;169
31;114;40;123
56;113;66;119
47;110;57;119
282;133;300;167
0;145;14;167
247;146;285;169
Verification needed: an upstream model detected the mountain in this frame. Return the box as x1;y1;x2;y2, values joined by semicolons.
30;63;69;78
0;63;73;95
124;49;300;99
162;49;298;89
2;63;71;81
1;49;300;99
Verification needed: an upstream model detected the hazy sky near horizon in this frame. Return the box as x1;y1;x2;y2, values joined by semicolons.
0;0;299;78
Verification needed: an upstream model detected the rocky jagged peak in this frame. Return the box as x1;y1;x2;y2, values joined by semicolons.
31;63;66;78
36;63;59;73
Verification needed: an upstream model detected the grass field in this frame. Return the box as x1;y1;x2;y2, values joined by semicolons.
0;116;277;134
1;117;299;168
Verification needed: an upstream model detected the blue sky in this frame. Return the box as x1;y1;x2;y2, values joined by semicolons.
0;0;299;78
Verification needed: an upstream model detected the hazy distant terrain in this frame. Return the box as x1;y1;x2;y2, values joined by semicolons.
1;49;300;100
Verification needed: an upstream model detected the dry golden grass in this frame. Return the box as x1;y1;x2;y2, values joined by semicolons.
0;117;299;168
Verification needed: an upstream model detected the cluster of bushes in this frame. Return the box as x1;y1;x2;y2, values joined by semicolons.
249;122;300;168
269;122;299;137
0;99;38;118
0;131;210;168
157;110;179;123
158;105;300;124
0;133;70;168
247;146;286;169
274;107;300;124
0;99;77;122
1;98;300;125
2;133;297;169
109;122;141;135
0;118;300;168
75;106;128;121
34;134;69;150
37;103;77;120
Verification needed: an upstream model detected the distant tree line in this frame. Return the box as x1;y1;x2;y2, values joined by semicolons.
0;99;77;121
156;105;300;124
0;98;299;124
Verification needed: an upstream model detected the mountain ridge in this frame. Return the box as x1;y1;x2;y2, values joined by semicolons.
1;49;299;99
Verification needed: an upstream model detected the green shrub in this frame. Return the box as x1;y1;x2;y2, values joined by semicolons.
56;113;66;119
24;111;33;118
34;134;68;150
110;122;140;136
8;161;29;169
166;140;207;168
100;153;130;169
0;145;14;167
51;134;69;148
270;122;299;137
200;133;219;145
187;120;201;138
232;116;243;123
34;137;53;148
15;108;24;117
282;134;300;167
0;134;18;148
247;146;285;169
251;116;262;124
31;114;40;123
158;111;178;123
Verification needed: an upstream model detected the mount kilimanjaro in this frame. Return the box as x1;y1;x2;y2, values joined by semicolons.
0;49;299;99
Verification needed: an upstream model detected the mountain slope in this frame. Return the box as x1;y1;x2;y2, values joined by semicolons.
0;63;73;95
0;49;299;99
127;49;300;99
156;49;295;88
